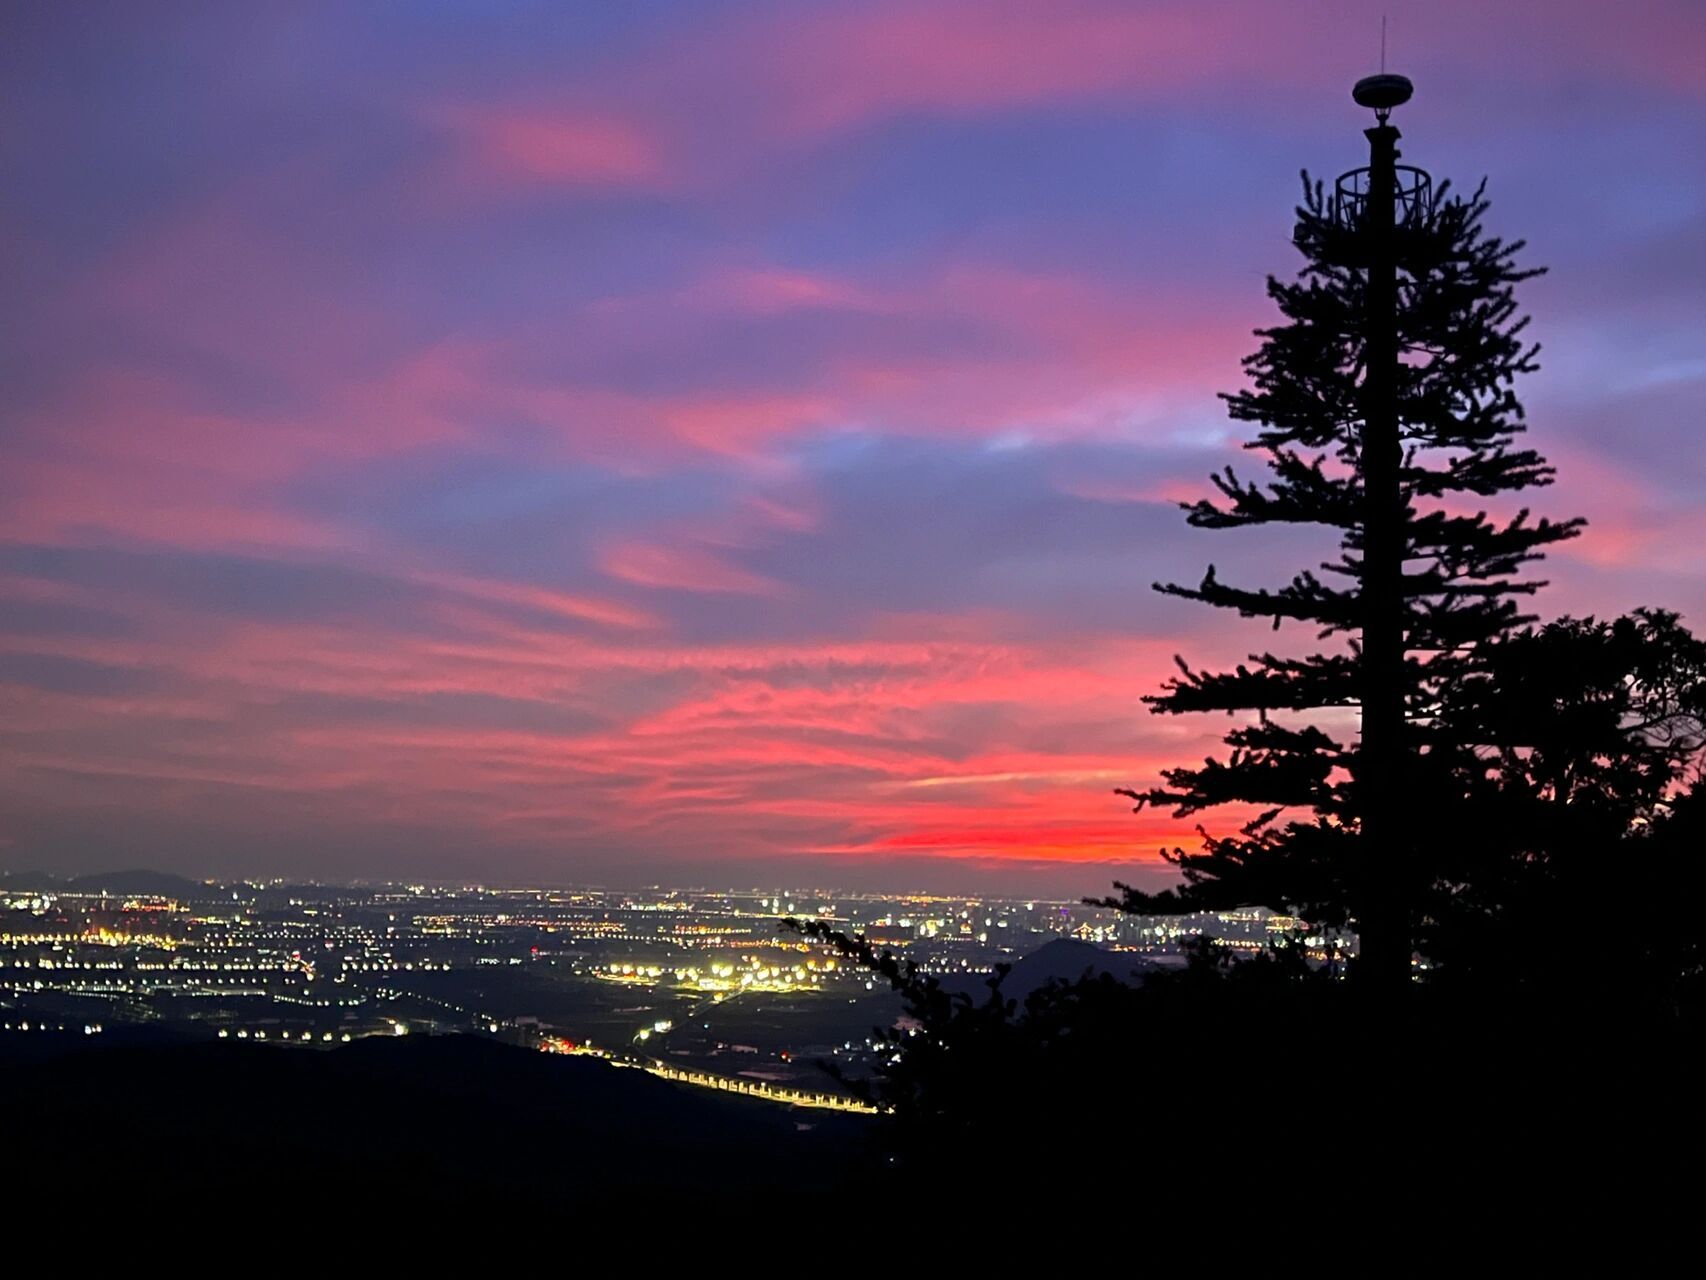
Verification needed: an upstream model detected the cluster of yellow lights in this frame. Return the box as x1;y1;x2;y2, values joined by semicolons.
592;955;838;994
218;1027;355;1042
80;928;181;950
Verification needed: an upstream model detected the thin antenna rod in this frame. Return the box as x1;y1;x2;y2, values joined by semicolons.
1381;15;1387;74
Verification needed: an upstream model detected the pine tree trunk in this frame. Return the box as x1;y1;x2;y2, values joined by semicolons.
1358;121;1412;997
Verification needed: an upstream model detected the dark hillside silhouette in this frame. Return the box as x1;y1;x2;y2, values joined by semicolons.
0;1034;873;1210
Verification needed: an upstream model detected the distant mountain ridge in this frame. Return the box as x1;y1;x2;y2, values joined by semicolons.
0;867;212;898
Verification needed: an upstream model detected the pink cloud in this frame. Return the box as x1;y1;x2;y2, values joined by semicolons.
598;540;783;596
0;370;350;555
658;393;834;457
751;2;1291;138
427;103;667;189
570;259;1250;454
1055;475;1204;505
395;0;1706;218
699;0;1706;148
409;570;660;632
684;267;874;316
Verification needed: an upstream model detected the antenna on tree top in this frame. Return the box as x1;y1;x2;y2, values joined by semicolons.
1353;15;1411;124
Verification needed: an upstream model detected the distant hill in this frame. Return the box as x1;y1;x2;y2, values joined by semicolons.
1008;937;1157;993
62;868;214;898
945;937;1157;1001
0;867;217;897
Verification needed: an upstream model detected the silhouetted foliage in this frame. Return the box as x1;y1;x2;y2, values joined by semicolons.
1416;609;1706;1001
783;917;1335;1154
784;915;1706;1209
1097;608;1706;1000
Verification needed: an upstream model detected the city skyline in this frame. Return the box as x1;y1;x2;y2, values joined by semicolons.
4;1;1703;894
3;871;1235;1099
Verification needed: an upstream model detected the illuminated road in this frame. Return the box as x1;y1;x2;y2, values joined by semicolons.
640;1060;880;1114
620;984;879;1112
540;1032;880;1113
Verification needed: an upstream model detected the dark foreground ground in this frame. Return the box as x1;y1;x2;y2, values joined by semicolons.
3;1006;1700;1240
0;1032;878;1212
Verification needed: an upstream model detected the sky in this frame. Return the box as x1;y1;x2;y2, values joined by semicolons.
2;0;1703;893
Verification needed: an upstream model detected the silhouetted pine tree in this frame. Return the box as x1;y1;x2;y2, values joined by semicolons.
1101;176;1582;979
